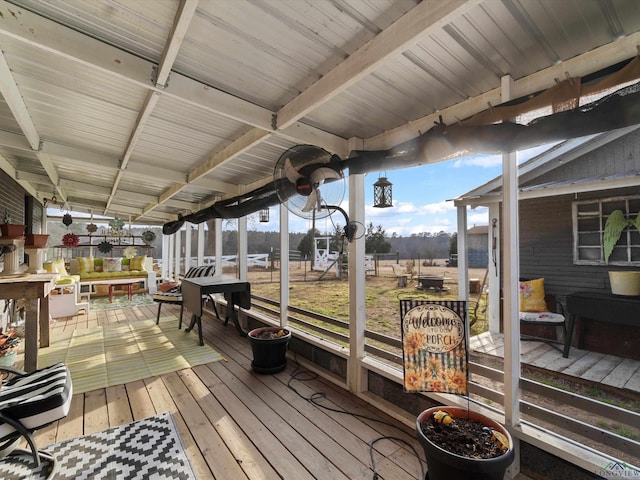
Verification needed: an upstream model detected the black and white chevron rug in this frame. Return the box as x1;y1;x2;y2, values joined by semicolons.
0;412;197;479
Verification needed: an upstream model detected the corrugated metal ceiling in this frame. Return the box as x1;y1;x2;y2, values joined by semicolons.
0;0;639;224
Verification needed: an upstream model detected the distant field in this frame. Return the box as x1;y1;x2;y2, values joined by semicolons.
244;259;489;338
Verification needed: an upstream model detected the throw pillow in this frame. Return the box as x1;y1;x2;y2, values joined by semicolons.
45;258;69;276
103;257;122;272
130;256;146;271
77;256;94;273
519;278;547;312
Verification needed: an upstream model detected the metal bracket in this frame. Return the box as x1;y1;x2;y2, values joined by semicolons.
151;66;170;89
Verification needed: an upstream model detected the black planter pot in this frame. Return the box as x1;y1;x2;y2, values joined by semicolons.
248;327;291;374
416;406;515;480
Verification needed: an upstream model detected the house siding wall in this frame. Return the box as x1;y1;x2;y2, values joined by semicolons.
0;169;43;234
0;169;27;226
519;186;639;302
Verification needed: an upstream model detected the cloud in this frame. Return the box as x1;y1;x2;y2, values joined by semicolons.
452;154;502;168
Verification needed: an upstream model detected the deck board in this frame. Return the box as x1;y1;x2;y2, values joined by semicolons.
25;305;419;479
470;331;640;394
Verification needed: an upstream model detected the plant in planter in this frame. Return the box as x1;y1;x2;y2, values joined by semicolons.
0;329;21;367
603;210;640;264
603;210;640;296
248;326;291;374
416;406;514;480
0;210;25;237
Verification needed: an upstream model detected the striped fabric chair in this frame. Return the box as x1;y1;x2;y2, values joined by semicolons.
0;363;73;472
152;265;219;328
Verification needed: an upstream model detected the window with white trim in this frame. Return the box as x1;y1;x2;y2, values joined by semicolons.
573;195;640;265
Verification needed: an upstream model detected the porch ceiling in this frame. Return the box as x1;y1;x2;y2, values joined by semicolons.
0;0;639;224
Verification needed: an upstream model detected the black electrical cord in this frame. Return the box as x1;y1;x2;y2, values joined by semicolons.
287;359;426;480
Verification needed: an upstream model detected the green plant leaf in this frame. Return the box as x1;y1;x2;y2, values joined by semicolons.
603;210;631;264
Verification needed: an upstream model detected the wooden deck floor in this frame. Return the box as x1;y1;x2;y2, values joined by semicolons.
470;331;640;395
26;304;424;480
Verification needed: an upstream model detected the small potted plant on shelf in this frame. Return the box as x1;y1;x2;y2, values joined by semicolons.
603;210;640;296
0;329;21;367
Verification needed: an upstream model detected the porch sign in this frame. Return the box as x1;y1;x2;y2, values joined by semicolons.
400;299;468;395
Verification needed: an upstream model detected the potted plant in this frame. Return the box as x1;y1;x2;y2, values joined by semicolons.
0;210;25;238
248;326;291;374
25;233;49;248
416;405;515;480
603;210;640;296
0;329;21;367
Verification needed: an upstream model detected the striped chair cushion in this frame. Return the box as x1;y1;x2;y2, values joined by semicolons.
0;363;73;444
153;265;216;303
184;265;215;279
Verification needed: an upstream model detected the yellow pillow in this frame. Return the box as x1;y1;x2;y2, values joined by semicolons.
77;257;94;273
130;256;146;271
519;278;547;312
45;258;69;276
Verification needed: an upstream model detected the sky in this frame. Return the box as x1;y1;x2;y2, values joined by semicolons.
251;143;554;237
50;145;553;237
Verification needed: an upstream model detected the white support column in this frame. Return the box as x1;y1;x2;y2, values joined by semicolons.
280;205;289;327
197;223;205;266
238;215;247;281
214;219;222;275
174;229;182;279
501;74;521;479
488;203;501;333
185;224;192;271
348;138;366;394
162;233;176;280
456;205;469;337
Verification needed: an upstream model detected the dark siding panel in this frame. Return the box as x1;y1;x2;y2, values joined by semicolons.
518;189;637;302
0;170;26;225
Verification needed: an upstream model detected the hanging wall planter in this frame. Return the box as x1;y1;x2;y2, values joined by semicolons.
248;327;291;374
416;406;514;480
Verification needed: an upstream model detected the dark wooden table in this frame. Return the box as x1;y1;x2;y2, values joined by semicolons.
565;291;640;358
182;276;251;345
416;276;447;292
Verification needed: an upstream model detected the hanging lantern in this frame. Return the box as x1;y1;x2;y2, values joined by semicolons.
373;176;393;208
62;213;73;226
259;208;270;223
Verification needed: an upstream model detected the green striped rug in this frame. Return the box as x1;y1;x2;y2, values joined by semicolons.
38;316;225;394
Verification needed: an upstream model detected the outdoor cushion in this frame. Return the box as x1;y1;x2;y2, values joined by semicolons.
130;256;146;271
519;311;565;324
44;258;68;276
0;363;72;446
103;258;122;272
76;256;94;273
519;278;547;312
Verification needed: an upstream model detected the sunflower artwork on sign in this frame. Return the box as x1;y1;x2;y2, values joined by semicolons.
400;299;468;395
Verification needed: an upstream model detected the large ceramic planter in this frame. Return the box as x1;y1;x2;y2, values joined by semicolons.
0;224;25;237
248;326;291;374
416;406;515;480
608;271;640;296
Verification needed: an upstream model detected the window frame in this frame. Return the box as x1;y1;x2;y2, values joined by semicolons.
573;194;640;266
